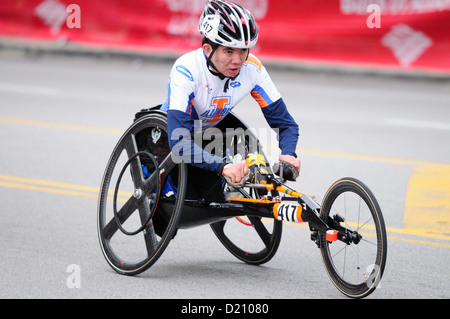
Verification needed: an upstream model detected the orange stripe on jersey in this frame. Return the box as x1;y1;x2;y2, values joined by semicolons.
186;92;195;115
189;97;194;115
245;56;262;72
251;90;269;108
251;85;273;108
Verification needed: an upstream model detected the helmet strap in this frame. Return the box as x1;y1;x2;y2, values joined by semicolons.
206;44;226;80
204;40;247;93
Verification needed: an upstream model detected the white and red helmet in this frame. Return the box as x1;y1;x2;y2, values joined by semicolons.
199;0;259;49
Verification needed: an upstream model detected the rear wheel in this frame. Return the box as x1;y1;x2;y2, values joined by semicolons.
210;117;282;265
210;203;282;265
97;113;187;276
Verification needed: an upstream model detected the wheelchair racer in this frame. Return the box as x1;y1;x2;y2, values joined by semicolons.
161;0;300;202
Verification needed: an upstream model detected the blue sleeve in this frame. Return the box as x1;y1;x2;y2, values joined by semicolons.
167;109;224;173
261;98;299;157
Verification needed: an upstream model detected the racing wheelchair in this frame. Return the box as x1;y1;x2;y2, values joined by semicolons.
97;107;387;298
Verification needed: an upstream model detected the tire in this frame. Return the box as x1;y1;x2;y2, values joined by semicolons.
319;177;387;298
97;113;187;276
210;113;282;265
211;215;282;265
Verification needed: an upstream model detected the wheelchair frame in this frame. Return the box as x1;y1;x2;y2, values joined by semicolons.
97;108;387;298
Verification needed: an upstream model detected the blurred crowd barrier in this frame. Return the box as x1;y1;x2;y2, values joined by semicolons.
0;0;449;72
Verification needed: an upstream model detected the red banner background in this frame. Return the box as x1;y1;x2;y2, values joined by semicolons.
1;0;449;72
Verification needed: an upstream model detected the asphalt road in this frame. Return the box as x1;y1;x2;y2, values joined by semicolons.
0;48;449;300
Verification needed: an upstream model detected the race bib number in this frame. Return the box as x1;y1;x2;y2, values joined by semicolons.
273;202;304;223
201;15;220;38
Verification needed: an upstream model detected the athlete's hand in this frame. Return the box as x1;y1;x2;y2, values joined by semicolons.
279;154;301;172
222;161;249;187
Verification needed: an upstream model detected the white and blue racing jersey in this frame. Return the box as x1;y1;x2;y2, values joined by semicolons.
162;48;299;174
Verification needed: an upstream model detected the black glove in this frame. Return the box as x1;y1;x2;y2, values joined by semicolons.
272;161;299;181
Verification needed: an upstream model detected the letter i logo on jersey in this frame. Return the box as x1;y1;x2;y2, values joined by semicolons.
203;97;231;123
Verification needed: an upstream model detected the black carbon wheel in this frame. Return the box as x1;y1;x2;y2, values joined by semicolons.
319;177;387;298
97;112;187;276
210;114;282;265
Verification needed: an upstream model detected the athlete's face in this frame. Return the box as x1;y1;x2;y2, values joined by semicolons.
203;44;248;78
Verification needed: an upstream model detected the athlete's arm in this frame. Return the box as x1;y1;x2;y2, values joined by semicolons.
261;98;299;158
248;55;300;164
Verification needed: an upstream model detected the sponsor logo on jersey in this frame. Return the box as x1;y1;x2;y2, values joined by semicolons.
230;81;241;88
176;65;194;81
201;97;232;123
